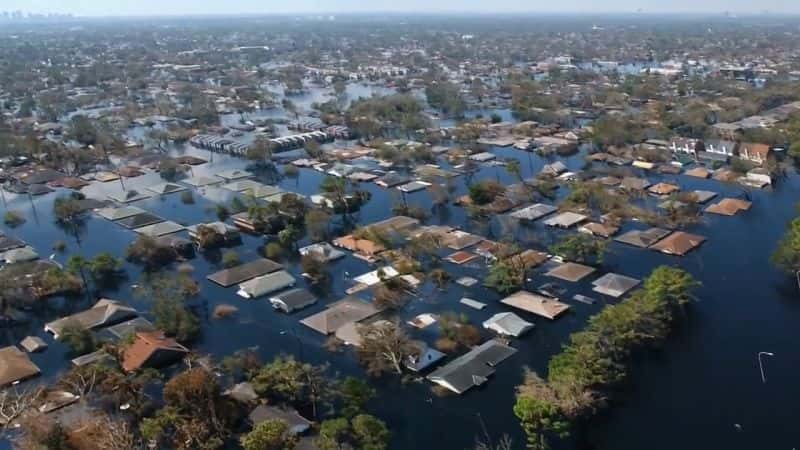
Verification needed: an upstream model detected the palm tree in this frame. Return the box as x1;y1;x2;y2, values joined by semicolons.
506;160;523;183
65;255;90;299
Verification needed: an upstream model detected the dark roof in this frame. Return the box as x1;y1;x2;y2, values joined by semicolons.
614;227;670;248
116;212;165;229
207;258;283;287
0;235;25;252
427;340;517;394
21;169;65;185
75;198;111;212
27;184;54;196
375;172;410;187
103;317;155;341
269;288;317;313
44;299;138;337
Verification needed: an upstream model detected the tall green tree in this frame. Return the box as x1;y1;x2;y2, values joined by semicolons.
772;216;800;275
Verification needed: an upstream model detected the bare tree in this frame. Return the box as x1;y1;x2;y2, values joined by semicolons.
58;365;98;398
356;321;417;376
0;387;43;434
93;414;142;450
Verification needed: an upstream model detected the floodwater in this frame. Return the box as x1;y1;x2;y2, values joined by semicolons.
1;134;799;450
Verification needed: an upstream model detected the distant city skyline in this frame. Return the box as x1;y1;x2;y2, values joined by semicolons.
2;0;798;17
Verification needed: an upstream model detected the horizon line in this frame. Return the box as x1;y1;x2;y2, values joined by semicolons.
2;10;798;19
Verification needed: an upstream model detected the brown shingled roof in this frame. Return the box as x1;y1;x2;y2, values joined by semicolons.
705;198;752;216
650;231;706;256
122;331;188;372
0;346;41;387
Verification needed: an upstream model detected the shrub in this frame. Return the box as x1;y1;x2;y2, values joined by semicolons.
222;251;240;268
3;210;25;227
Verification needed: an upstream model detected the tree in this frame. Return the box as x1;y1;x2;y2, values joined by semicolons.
125;235;177;268
788;141;800;162
771;216;800;275
549;234;607;265
138;274;200;342
3;211;24;227
468;180;506;205
316;417;351;450
513;267;698;449
152;297;200;342
71;413;141;450
142;368;237;450
66;255;90;291
0;387;43;437
338;377;375;419
247;136;275;166
222;251;240;268
436;313;481;352
505;160;522;183
351;414;390;450
305;209;331;242
278;224;301;249
513;372;569;450
58;321;97;355
241;419;298;450
216;204;231;221
429;268;450;289
301;254;329;284
68;115;98;146
251;356;332;420
320;176;348;214
484;259;524;294
53;196;84;223
195;224;225;249
425;82;466;118
86;252;124;282
356;322;417;376
315;414;389;450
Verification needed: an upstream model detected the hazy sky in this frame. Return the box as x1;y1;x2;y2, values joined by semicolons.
5;0;798;16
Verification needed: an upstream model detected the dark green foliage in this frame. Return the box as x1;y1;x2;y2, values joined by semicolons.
514;266;698;449
58;321;97;355
468;180;505;205
772;216;800;274
425;82;466;117
549;234;607;265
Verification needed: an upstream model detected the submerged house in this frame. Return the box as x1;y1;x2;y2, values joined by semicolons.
207;258;283;287
705;139;736;157
44;299;137;339
738;142;771;165
268;288;317;313
650;231;706;256
236;270;296;299
298;242;346;262
482;312;534;337
405;342;446;372
121;331;189;373
0;346;41;387
427;340;517;394
592;273;641;298
500;291;570;320
333;235;386;262
188;222;241;246
510;203;557;221
300;297;381;335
